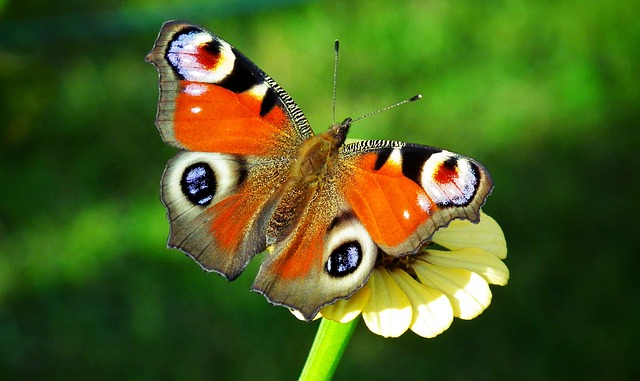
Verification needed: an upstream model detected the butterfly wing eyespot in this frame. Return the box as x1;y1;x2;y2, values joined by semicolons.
163;152;246;213
419;151;484;208
180;162;223;206
326;242;362;277
323;215;377;279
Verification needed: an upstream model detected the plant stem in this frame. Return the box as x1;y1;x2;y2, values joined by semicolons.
298;317;359;381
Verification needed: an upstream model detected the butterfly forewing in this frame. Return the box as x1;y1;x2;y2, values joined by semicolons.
337;140;493;256
146;21;313;155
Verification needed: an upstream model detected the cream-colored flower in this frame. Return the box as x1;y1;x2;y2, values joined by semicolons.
320;212;508;338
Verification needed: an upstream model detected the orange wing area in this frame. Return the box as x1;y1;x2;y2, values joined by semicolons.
340;152;437;249
252;206;335;319
207;193;258;253
182;190;271;279
267;224;324;280
174;82;289;155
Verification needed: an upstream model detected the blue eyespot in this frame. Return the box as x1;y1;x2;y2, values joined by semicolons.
181;163;216;206
326;241;362;277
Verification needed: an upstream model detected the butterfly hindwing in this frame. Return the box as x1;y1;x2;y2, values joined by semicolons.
162;152;293;279
252;183;378;319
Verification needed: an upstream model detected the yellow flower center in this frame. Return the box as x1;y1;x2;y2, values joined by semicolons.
375;248;425;274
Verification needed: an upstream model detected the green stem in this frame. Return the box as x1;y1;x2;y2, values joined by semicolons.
299;317;359;381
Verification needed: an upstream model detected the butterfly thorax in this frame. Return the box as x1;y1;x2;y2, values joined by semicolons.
264;119;351;244
290;117;351;183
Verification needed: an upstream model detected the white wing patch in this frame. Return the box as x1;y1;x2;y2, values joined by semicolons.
183;83;208;96
246;82;269;100
420;151;477;206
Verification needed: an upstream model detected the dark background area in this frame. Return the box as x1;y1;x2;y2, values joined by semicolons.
1;0;639;379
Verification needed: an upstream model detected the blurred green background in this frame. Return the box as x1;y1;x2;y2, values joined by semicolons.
1;0;638;379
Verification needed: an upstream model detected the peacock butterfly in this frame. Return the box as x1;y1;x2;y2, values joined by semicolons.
146;21;493;320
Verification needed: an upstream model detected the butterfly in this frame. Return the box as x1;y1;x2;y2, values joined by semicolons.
146;21;493;321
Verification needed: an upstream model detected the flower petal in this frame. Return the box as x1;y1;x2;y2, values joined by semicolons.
425;247;510;286
413;260;492;320
390;269;454;338
362;269;412;338
321;284;371;323
432;213;507;259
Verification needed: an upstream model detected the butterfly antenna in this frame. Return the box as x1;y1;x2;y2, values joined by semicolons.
351;94;423;123
332;39;340;126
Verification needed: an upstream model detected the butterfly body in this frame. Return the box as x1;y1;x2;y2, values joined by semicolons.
147;21;493;320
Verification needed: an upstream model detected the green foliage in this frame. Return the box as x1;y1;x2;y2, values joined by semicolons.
1;0;639;380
